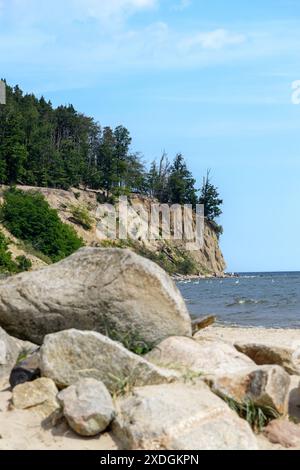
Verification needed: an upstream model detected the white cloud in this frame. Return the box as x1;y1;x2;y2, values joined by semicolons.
1;0;299;94
72;0;157;20
0;0;157;26
173;0;191;11
181;29;246;50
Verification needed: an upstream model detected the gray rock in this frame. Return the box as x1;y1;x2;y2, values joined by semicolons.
112;382;258;450
0;327;19;379
57;378;115;436
40;329;179;392
288;375;300;422
10;337;39;357
146;336;254;376
209;365;291;415
0;247;191;345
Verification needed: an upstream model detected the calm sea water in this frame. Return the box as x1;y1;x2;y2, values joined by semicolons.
177;272;300;328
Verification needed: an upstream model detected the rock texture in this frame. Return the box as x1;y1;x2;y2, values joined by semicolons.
12;377;60;418
112;382;258;450
146;336;254;376
196;327;300;375
0;327;19;379
235;343;300;376
210;365;291;415
41;329;178;392
0;247;191;345
263;419;300;448
57;378;115;436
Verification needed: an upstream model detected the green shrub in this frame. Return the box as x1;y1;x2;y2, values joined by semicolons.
0;231;33;274
0;231;18;273
1;188;84;262
16;240;52;264
102;320;154;355
16;255;32;272
69;204;93;230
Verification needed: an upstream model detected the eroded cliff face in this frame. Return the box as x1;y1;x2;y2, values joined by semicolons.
189;221;226;276
0;186;226;276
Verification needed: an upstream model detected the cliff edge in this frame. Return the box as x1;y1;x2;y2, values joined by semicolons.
0;186;226;276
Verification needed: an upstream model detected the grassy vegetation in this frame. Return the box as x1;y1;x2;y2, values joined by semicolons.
99;238;199;275
16;348;33;364
104;323;154;356
0;230;32;274
1;188;84;262
15;255;32;272
0;231;18;273
224;397;280;433
16;240;52;264
109;372;137;398
136;245;199;275
69;204;93;230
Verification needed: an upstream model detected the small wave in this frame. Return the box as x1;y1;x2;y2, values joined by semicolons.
238;275;257;279
226;298;267;307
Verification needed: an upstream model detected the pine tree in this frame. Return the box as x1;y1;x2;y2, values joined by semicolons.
147;153;170;202
167;154;197;206
199;170;223;233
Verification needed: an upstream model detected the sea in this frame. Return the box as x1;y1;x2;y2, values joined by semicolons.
177;272;300;329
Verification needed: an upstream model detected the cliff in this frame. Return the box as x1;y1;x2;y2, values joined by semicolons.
0;186;226;276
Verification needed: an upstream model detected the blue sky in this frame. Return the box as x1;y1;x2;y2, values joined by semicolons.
1;0;300;272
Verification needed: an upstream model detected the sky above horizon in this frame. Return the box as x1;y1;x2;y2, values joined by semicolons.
1;0;300;272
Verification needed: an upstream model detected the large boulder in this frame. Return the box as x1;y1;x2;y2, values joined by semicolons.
0;248;191;345
12;377;60;418
146;336;254;376
0;327;19;379
40;329;179;392
112;382;258;450
209;365;291;415
57;378;115;436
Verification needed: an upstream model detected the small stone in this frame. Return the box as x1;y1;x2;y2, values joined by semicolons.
12;377;60;418
58;378;115;436
263;419;300;448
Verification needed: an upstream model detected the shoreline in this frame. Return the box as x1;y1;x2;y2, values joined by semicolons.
172;272;238;281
